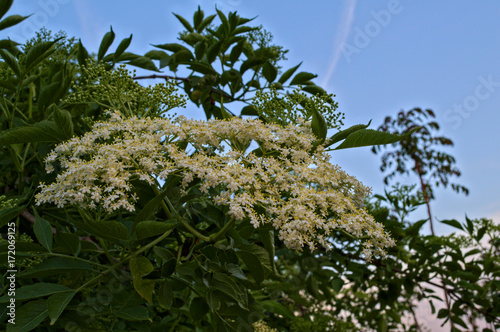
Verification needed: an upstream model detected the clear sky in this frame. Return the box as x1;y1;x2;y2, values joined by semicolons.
5;0;500;235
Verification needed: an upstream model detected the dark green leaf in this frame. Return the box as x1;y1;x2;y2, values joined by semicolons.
216;8;230;34
331;278;344;292
0;204;26;227
55;232;80;256
260;300;294;319
37;82;61;111
437;308;449;319
188;62;217;75
18;258;93;278
278;62;302;84
198;14;216;33
25;39;59;72
311;106;327;143
114;34;133;61
47;291;76;325
53;107;74;139
116;305;150;321
0;48;20;76
262;62;277;83
73;220;129;244
152;43;190;53
238;251;264;284
302;84;327;96
98;26;115;61
33;211;53;252
439;219;464;231
326;121;371;147
193;6;204;30
135;220;177;240
0;0;13;21
127;56;159;71
229;41;245;64
0;14;30;31
173;13;194;32
290;71;318;85
158;279;173;309
190;297;209;319
5;300;47;332
77;39;89;66
240;105;258;116
333;127;419;150
0;283;71;303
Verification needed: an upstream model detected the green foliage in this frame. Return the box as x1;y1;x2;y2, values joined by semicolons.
0;3;497;332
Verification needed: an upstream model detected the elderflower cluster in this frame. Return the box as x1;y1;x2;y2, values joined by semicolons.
35;111;394;260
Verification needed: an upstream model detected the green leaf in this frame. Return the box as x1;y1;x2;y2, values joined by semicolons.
278;62;302;84
193;6;204;30
229;41;245;64
190;297;209;319
259;229;278;276
439;219;464;231
0;120;62;145
262;62;277;83
6;300;48;332
302;84;327;96
77;39;89;66
37;82;61;111
152;43;190;53
188;62;217;76
116;305;150;321
54;232;80;256
198;14;216;33
47;290;76;325
290;71;318;85
127;56;159;72
114;34;132;61
260;300;294;319
240;105;258;116
158;279;173;309
18;258;94;278
405;219;428;236
73;220;129;244
130;256;154;278
0;204;26;227
33;211;53;252
437;308;449;319
98;26;115;61
311;106;327;143
135;189;171;222
331;278;344;292
132;278;155;306
326;121;371;147
333;127;419;150
475;226;487;241
0;48;21;76
135;220;178;240
0;0;13;20
216;8;230;34
25;39;60;72
239;57;266;74
53;107;74;139
173;13;194;32
0;283;71;303
238;251;264;284
0;14;30;31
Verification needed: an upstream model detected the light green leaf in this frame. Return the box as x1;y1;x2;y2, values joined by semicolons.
130;256;154;278
132;278;155;306
47;290;76;325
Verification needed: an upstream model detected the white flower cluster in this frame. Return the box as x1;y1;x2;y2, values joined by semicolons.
36;111;394;260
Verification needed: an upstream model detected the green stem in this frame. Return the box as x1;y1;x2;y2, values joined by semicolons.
209;217;235;243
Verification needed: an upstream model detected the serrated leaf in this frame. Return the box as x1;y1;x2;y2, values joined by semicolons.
333;127;419;150
98;26;115;61
0;283;71;303
0;48;20;76
55;232;80;256
25;39;60;72
439;219;464;231
0;14;30;31
6;300;48;332
47;290;76;325
289;71;318;85
144;50;168;60
53;107;73;139
278;62;301;84
33;211;53;252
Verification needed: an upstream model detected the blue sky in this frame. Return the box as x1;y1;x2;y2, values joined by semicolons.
5;0;500;235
